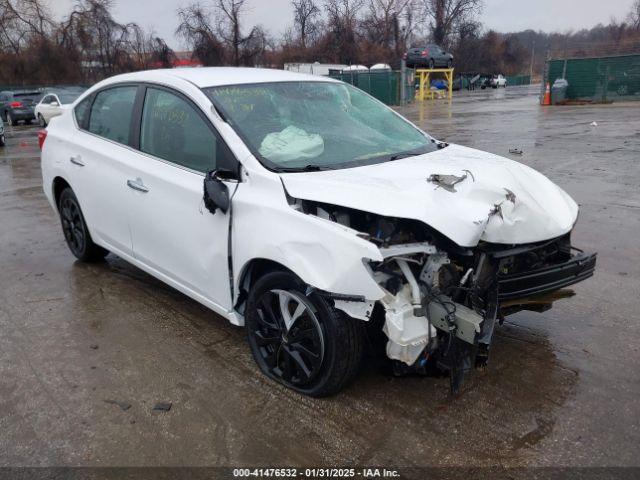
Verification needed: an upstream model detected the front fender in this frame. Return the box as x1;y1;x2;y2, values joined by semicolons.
232;173;384;302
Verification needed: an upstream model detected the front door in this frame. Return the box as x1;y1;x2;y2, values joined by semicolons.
125;86;236;310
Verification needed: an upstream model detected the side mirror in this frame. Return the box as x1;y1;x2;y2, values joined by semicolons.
51;101;59;107
203;170;230;214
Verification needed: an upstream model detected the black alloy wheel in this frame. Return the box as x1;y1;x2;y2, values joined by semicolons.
246;271;365;397
253;288;325;387
58;188;108;262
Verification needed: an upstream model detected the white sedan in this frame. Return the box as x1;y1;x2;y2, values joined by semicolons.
490;74;508;88
35;89;85;127
40;68;596;396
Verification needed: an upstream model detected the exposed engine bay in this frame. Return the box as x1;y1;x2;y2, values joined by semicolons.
292;197;597;392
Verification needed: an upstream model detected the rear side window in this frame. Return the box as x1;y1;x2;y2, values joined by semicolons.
140;87;223;173
88;86;137;145
74;96;92;129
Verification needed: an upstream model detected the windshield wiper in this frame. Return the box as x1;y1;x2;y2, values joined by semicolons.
389;152;419;161
276;164;327;173
388;149;429;161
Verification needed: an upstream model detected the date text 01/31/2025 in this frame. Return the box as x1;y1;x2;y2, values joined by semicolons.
232;468;401;478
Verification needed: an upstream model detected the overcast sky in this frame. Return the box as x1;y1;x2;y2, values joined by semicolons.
49;0;634;49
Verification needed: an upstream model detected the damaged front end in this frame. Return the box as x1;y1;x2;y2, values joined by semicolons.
293;198;597;393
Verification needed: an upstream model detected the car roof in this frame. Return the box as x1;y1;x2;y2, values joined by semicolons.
103;67;338;89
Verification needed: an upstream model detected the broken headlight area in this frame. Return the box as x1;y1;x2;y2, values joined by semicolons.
292;199;596;393
289;198;465;252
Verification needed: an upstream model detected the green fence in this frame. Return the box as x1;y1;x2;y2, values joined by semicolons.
546;54;640;102
328;71;413;105
506;74;531;86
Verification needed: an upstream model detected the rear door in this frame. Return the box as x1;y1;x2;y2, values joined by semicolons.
124;85;238;310
69;85;140;257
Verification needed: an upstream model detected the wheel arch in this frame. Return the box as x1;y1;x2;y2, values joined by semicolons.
52;176;72;211
234;258;299;313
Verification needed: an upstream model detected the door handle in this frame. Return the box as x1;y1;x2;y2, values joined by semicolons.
126;178;149;193
70;155;84;167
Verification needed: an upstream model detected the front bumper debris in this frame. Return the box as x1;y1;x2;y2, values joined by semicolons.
497;250;597;301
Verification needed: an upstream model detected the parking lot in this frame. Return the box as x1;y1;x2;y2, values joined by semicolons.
1;85;639;470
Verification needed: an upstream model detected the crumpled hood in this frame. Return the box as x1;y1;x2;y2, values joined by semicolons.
280;144;578;247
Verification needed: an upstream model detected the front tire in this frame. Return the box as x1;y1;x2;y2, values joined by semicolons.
7;113;14;126
58;187;108;262
0;135;5;147
428;59;435;69
245;271;364;397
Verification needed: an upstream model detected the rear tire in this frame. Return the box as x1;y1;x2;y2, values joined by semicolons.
447;59;453;68
58;187;108;262
428;59;435;69
245;271;365;397
38;114;47;127
0;135;5;147
7;113;13;126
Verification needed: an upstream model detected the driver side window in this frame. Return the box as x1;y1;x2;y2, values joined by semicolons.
140;87;232;173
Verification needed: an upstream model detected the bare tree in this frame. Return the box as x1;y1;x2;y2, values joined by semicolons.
323;0;365;63
292;0;320;49
59;0;143;79
217;0;257;66
419;0;483;46
628;0;640;30
0;0;53;54
361;0;409;47
176;4;226;65
149;37;176;68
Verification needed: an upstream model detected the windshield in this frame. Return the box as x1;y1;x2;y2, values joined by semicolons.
204;81;436;171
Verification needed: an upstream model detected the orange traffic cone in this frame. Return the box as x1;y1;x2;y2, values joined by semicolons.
542;82;551;106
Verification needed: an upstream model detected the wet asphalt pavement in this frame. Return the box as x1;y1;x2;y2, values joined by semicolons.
0;85;639;470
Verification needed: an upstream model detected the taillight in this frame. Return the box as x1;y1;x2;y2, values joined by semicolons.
421;50;429;57
10;101;23;108
38;129;47;150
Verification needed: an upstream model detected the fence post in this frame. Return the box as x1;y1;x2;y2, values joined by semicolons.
400;59;407;106
603;65;609;103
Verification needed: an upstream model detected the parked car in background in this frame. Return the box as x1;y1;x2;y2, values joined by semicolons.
0;117;5;147
0;91;43;126
490;74;507;88
41;68;596;397
35;88;87;127
404;44;453;69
